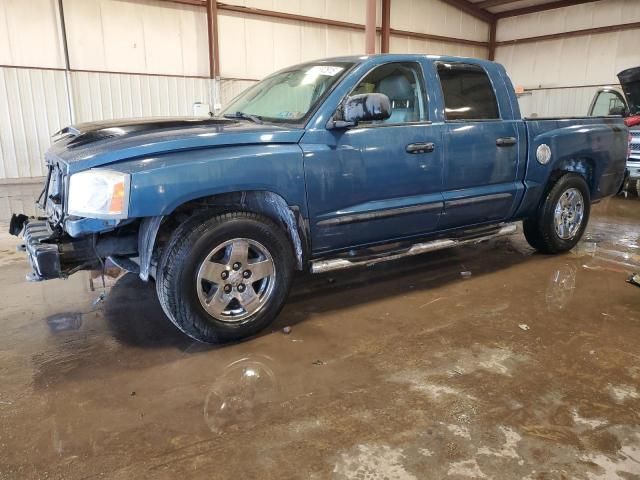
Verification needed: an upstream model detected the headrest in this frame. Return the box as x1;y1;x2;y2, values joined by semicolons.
378;75;413;102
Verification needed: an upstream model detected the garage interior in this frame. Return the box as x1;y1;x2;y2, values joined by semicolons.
1;0;639;478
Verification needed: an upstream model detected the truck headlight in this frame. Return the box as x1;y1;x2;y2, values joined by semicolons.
67;169;130;219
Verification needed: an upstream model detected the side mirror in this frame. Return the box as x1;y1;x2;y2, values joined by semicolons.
328;93;391;129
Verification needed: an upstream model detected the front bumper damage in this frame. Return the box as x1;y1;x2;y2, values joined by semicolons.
10;214;138;282
14;217;61;281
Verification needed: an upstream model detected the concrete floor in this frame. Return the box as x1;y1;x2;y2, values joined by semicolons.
0;185;639;480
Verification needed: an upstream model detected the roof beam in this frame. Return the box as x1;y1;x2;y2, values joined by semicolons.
475;0;522;8
496;0;601;19
439;0;495;23
158;0;206;6
496;21;640;46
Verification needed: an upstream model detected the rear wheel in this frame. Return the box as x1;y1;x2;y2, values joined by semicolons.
156;211;294;343
523;173;591;254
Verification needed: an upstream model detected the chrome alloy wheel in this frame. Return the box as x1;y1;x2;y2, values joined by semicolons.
196;238;276;323
553;187;584;240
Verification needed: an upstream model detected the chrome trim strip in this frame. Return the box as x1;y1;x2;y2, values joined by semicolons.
446;192;512;208
316;201;443;227
310;223;518;273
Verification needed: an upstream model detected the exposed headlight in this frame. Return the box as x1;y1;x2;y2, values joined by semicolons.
67;169;130;219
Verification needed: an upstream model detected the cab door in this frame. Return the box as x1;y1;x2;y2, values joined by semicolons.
301;61;445;254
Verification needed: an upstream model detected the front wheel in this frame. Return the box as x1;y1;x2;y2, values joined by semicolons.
156;211;294;343
523;173;591;254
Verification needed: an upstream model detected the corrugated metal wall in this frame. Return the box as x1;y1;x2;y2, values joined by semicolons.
63;0;209;77
0;67;71;179
496;0;640;118
0;0;213;181
70;71;213;122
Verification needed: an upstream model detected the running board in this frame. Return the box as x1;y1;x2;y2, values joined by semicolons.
310;223;518;274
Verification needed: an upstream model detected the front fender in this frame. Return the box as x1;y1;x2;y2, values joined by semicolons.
109;144;307;218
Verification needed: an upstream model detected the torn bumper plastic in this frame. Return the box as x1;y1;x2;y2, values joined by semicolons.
11;216;62;281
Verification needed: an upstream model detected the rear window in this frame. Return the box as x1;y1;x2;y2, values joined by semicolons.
437;63;499;121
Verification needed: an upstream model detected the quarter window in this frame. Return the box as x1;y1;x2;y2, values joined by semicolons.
437;63;499;121
351;62;427;124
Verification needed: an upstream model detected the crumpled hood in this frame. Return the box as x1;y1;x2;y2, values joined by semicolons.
46;117;304;173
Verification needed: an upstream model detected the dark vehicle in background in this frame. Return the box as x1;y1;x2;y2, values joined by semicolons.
588;67;640;192
11;54;629;344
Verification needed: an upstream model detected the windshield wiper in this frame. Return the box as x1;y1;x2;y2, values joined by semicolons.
223;111;264;124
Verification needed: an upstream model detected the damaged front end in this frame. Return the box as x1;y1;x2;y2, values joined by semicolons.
10;161;137;282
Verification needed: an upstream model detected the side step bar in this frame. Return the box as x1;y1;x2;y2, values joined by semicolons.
310;223;518;274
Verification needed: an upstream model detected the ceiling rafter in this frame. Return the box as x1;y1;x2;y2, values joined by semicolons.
439;0;495;23
475;0;522;8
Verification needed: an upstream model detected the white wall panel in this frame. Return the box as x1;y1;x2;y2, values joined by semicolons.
0;0;65;68
63;0;209;77
497;0;640;42
218;12;370;79
391;0;488;43
496;0;640;118
496;31;640;89
221;0;380;25
0;67;71;180
70;71;213;123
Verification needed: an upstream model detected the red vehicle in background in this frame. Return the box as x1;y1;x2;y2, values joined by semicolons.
589;67;640;193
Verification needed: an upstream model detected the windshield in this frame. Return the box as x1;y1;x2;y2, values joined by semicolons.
221;62;354;124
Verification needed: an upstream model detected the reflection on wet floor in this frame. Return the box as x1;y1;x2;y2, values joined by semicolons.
0;185;639;479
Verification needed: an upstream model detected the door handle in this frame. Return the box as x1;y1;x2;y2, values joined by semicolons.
406;142;435;154
496;137;516;147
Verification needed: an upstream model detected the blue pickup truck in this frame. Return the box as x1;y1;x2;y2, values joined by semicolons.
11;54;628;343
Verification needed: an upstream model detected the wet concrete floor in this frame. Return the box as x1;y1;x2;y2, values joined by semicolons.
0;185;639;479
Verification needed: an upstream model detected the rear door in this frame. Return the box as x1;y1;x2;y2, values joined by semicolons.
434;62;523;229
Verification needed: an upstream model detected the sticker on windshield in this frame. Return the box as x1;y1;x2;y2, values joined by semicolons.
306;65;344;77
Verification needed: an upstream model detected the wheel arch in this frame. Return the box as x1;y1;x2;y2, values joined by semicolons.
549;157;596;195
138;190;309;281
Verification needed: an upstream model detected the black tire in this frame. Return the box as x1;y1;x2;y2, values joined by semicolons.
156;211;294;343
523;173;591;254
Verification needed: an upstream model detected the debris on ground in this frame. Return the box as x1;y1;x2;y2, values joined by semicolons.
92;292;106;307
518;324;530;331
282;326;292;334
627;273;640;287
312;360;325;366
460;271;472;278
419;297;444;309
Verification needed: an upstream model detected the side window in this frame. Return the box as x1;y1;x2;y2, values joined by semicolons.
352;62;427;124
436;63;499;121
590;91;626;116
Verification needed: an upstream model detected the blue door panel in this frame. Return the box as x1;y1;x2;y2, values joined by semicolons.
439;121;521;228
302;124;444;254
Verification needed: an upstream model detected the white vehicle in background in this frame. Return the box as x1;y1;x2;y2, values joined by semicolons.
588;67;640;194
